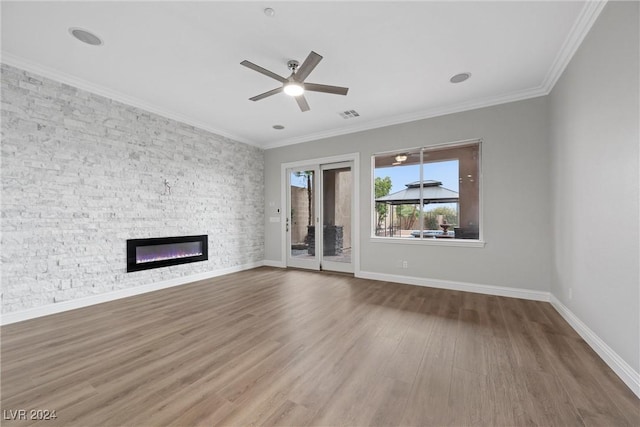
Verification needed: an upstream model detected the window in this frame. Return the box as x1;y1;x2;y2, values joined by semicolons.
373;140;481;242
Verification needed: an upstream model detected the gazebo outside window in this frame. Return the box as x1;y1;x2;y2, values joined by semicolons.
376;180;459;238
373;140;481;241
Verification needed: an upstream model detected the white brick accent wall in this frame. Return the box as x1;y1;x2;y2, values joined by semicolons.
1;64;265;314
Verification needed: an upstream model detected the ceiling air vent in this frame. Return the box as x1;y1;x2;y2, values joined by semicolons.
339;110;360;119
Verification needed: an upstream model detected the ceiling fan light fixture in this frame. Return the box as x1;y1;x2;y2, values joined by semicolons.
283;82;304;97
395;154;408;162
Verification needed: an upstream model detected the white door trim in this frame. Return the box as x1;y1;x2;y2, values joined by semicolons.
319;161;355;273
285;164;320;270
280;153;360;275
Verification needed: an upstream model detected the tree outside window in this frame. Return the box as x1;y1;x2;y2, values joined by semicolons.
373;140;481;240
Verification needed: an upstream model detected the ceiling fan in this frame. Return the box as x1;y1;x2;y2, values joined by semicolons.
392;152;421;165
240;51;349;112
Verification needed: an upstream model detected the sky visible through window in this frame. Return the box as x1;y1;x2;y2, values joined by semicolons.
375;160;459;211
291;172;312;188
375;160;459;192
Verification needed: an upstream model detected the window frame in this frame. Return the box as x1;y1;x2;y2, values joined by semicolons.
370;139;485;248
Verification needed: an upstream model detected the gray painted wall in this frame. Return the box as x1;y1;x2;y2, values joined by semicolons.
265;96;552;292
549;1;639;373
1;64;265;314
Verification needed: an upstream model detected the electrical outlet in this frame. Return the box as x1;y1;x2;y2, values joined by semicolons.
402;261;408;268
568;288;573;300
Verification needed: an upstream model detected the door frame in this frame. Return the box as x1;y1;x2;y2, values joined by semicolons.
319;161;354;273
285;164;321;270
280;153;360;274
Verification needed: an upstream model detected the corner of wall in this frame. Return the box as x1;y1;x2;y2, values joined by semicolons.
550;294;640;398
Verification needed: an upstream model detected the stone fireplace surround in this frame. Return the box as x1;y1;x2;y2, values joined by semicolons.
0;64;264;315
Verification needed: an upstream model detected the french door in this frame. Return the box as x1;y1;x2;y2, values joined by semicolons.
286;161;354;273
286;165;320;270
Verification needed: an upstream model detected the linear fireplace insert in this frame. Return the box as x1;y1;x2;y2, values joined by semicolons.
127;235;208;272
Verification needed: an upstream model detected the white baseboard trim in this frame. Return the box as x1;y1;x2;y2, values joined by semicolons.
1;261;264;326
550;295;640;398
356;270;550;302
263;260;286;268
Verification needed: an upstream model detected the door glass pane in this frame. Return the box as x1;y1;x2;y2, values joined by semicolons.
290;170;315;260
322;167;351;264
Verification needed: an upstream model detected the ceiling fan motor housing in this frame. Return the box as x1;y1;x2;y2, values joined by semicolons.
287;60;300;73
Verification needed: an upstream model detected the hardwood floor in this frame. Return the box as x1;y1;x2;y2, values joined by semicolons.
1;267;638;426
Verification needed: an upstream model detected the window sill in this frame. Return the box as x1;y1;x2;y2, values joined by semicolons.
369;236;485;248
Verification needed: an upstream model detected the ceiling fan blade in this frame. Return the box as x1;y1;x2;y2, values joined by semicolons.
249;87;283;101
241;60;286;83
304;83;349;96
295;95;310;112
294;51;323;82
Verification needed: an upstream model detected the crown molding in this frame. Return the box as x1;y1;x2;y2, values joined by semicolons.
2;1;605;151
541;0;608;94
1;52;261;148
4;48;546;151
263;85;547;149
264;1;607;150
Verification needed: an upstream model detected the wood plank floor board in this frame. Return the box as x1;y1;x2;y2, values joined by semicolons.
213;387;293;426
399;299;459;426
150;391;232;427
218;342;307;405
306;336;398;426
366;377;413;427
449;367;498;426
534;325;638;426
290;299;398;417
6;382;99;427
219;281;398;425
1;330;181;410
399;354;454;426
381;296;430;384
563;336;640;426
484;363;535;426
2;267;637;426
500;297;558;374
258;398;312;427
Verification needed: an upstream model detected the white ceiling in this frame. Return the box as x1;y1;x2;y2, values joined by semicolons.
1;1;604;149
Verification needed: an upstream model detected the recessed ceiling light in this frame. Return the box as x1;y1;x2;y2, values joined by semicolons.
69;27;103;46
272;125;285;130
450;72;471;84
264;8;275;17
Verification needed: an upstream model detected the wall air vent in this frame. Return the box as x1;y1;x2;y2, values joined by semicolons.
339;110;360;119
